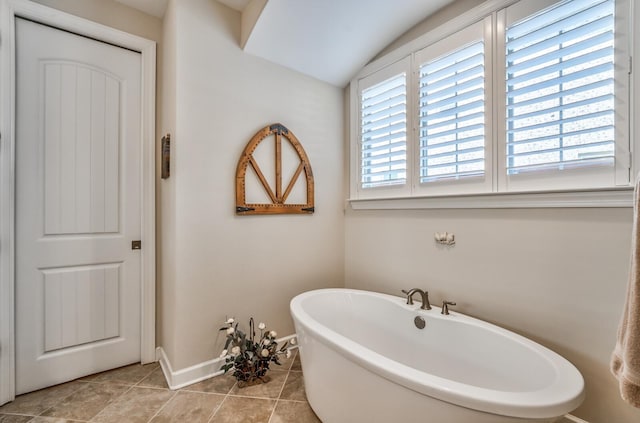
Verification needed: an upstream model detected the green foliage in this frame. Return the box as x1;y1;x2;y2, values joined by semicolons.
218;317;291;383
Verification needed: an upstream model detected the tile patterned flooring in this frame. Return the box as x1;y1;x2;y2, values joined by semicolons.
0;350;320;423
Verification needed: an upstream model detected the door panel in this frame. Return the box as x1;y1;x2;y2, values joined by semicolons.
15;18;142;394
43;63;121;235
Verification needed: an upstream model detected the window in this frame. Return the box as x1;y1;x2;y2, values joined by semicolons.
361;72;407;189
419;40;486;184
356;57;411;198
351;0;631;203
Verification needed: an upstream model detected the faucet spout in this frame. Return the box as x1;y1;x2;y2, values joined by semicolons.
401;289;431;310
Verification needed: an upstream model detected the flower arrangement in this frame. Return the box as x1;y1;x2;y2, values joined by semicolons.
219;317;291;385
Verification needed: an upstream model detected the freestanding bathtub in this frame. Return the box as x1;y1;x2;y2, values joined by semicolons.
290;289;584;423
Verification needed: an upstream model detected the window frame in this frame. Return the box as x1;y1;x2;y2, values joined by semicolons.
413;16;494;197
348;0;635;208
355;56;412;199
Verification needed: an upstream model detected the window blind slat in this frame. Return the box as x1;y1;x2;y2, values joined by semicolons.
362;122;406;140
507;46;612;86
420;64;483;97
506;0;612;51
421;134;485;152
507;29;612;75
362;93;405;117
505;0;615;175
506;62;613;98
420;87;484;114
421;75;484;103
509;125;614;147
425;145;485;160
426;157;485;170
419;40;485;183
423;123;484;140
507;14;612;63
421;112;484;133
508;139;613;159
362;77;405;106
422;99;484;122
362;159;407;172
363;142;406;156
507;109;612;135
421;169;484;182
360;72;407;188
362;111;406;133
508;93;613;122
507;78;611;109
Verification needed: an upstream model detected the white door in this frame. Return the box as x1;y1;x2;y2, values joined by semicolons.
15;18;143;394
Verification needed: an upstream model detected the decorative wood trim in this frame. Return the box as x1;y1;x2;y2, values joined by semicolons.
236;123;315;215
0;0;156;404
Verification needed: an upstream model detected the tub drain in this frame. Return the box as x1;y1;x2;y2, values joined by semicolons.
414;316;426;329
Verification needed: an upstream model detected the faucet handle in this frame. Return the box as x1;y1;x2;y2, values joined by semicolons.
441;301;456;315
421;291;432;310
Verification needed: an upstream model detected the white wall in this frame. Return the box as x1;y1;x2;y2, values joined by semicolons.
159;0;344;371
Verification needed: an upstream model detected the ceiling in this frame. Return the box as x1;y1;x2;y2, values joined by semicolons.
114;0;455;87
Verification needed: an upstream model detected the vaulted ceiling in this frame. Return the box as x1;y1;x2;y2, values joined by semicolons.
114;0;455;87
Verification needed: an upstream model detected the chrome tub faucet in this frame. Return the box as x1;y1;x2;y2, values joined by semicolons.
402;288;432;310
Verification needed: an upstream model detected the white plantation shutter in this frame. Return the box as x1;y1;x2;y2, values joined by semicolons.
349;0;630;203
419;41;485;182
505;0;616;175
358;57;410;195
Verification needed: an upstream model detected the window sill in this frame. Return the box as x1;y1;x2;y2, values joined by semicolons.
348;187;634;210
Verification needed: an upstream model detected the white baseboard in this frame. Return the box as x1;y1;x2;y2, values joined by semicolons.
563;415;589;423
156;347;226;390
156;334;297;390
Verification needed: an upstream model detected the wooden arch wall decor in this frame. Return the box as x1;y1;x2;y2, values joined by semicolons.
236;123;314;215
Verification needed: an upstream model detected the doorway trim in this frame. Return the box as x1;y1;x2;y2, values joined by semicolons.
0;0;156;404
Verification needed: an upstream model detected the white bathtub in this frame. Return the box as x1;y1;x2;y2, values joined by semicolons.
290;289;584;423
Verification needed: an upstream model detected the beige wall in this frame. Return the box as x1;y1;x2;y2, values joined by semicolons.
30;0;162;42
345;1;640;422
345;208;638;423
157;0;178;367
160;0;344;370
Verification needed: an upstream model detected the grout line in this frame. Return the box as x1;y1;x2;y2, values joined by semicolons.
268;366;294;423
267;399;278;423
90;383;138;421
145;389;178;422
36;380;88;416
206;391;231;423
203;391;226;423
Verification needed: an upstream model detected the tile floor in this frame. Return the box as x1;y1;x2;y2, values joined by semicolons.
0;350;320;423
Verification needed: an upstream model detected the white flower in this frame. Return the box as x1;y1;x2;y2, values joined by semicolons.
226;317;234;324
231;346;241;355
226;327;235;335
269;330;277;338
263;339;271;346
261;349;270;358
258;322;266;330
290;338;297;345
220;349;228;358
285;349;292;359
